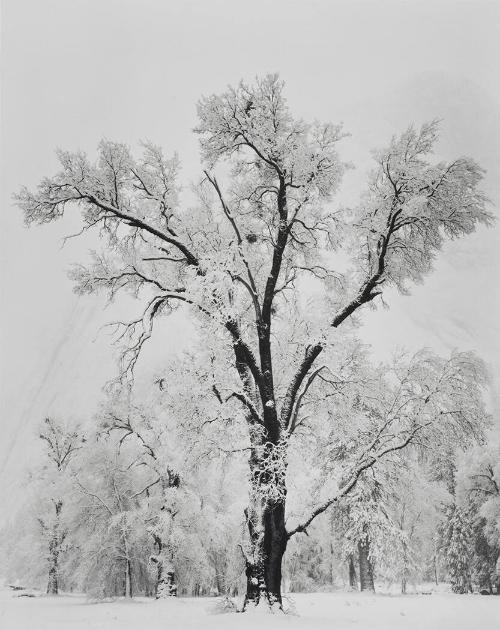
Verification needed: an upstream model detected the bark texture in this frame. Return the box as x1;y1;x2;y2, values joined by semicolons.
348;554;358;589
242;447;288;608
262;500;287;604
46;563;58;595
358;538;375;592
124;559;133;598
46;500;64;595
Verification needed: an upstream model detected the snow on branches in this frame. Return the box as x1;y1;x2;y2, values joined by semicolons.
14;74;494;604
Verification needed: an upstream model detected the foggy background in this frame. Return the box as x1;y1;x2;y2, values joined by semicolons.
1;0;499;524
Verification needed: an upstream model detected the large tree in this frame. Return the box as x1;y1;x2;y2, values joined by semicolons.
16;75;492;607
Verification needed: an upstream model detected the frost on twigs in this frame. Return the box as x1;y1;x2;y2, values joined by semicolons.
251;439;288;503
350;120;492;297
13;74;494;604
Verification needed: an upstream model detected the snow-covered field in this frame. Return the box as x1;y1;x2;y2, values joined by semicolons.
0;589;498;630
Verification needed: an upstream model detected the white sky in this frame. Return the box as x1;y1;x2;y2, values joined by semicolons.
1;0;499;516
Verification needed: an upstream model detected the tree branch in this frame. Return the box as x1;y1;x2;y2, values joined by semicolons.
286;421;431;538
280;347;325;429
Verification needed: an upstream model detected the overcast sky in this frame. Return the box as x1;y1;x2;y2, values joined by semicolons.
1;0;499;517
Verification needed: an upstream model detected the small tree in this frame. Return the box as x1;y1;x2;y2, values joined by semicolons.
99;398;182;597
339;469;402;593
439;504;474;593
36;418;84;594
457;444;500;593
98;392;234;598
16;75;492;607
70;435;156;598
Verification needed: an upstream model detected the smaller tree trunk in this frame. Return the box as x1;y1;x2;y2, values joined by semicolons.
348;555;358;590
214;570;224;596
47;562;58;595
150;553;177;597
158;568;177;597
358;538;375;592
47;532;59;594
124;559;133;598
46;500;63;595
401;545;409;594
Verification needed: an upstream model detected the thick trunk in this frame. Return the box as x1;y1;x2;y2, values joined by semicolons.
243;532;286;608
262;500;287;605
242;502;266;608
243;499;287;608
244;558;266;606
240;326;288;610
358;538;375;592
348;555;357;589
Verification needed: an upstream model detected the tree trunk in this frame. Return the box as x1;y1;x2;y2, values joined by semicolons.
262;500;287;606
244;558;266;606
46;500;63;595
358;538;375;592
47;561;58;595
150;544;177;598
124;559;133;598
401;542;409;594
242;496;287;608
348;554;357;589
214;569;224;596
47;531;59;594
239;355;288;610
243;524;286;608
156;562;177;597
242;502;266;608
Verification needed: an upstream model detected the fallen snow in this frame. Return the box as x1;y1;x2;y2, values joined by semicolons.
0;588;498;629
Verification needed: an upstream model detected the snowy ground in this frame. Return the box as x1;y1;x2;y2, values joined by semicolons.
0;588;498;629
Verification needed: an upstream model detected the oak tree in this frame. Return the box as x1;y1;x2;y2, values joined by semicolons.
16;75;492;607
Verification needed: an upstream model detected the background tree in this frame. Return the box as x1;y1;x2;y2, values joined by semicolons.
99;397;183;597
70;436;153;598
98;387;247;598
37;418;84;594
456;444;500;593
389;461;447;594
439;504;474;594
